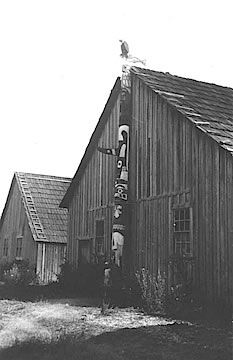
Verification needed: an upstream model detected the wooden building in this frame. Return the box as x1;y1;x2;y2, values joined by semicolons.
0;172;71;283
61;68;233;307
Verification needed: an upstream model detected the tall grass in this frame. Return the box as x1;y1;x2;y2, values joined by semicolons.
135;268;166;314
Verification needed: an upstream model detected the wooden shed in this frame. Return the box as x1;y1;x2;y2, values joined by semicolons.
0;172;71;284
61;68;233;307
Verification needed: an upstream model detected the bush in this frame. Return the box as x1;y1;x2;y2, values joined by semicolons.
118;273;142;308
57;262;104;296
135;268;166;314
1;259;37;286
57;262;142;307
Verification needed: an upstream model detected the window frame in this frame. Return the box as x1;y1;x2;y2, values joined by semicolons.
172;206;193;257
78;239;91;265
16;236;23;260
95;219;105;255
3;238;8;257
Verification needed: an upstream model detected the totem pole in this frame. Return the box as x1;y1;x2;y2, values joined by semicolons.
99;41;146;313
111;65;131;270
98;41;145;271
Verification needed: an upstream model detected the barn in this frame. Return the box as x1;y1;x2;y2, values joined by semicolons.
0;172;71;283
60;67;233;308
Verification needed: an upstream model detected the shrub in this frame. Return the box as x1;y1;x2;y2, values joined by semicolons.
118;273;142;308
167;256;196;313
135;268;166;314
57;261;142;307
2;259;37;286
57;262;104;296
0;261;11;281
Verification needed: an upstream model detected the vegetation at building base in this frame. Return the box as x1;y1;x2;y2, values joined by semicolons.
135;268;166;315
57;260;142;308
134;266;232;328
57;261;104;297
0;259;37;286
0;258;231;328
57;260;231;328
0;260;67;301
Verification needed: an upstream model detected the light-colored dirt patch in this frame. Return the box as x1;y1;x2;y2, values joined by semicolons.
0;300;179;349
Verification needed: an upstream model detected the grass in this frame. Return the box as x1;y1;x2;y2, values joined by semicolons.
1;324;232;360
0;299;175;348
0;298;232;360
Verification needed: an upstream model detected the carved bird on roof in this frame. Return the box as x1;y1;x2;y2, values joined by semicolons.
119;40;129;58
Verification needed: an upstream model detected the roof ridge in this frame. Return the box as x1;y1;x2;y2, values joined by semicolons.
15;171;72;182
131;67;233;156
131;66;233;90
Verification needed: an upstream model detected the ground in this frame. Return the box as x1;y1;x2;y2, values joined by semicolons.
0;298;232;360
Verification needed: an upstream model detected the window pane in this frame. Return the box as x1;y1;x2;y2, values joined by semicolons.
173;206;192;256
174;210;179;220
96;220;104;255
173;209;190;233
96;220;104;236
180;209;185;220
181;242;186;254
185;221;190;231
185;208;190;220
174;221;179;232
96;237;104;254
180;221;185;231
79;240;90;264
3;239;8;256
16;238;22;257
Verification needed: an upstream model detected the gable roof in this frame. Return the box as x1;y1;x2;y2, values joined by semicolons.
131;67;233;155
61;67;233;208
60;77;121;208
1;172;71;243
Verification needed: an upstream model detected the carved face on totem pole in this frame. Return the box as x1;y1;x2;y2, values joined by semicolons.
112;124;129;267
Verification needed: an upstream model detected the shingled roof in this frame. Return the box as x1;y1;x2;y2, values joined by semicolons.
131;67;233;155
15;172;71;243
61;68;233;208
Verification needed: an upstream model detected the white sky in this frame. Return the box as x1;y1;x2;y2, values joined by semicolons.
0;0;233;215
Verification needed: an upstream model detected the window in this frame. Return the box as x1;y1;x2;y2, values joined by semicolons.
173;207;192;256
16;237;23;259
147;138;151;197
95;220;104;255
3;238;8;257
78;240;90;265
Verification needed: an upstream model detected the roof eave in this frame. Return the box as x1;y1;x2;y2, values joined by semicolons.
131;67;233;157
0;174;17;231
60;77;121;208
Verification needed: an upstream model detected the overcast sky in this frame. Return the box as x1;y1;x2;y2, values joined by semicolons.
0;0;232;215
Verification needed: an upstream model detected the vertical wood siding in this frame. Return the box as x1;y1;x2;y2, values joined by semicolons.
0;180;66;284
0;180;37;265
130;75;232;306
37;242;66;283
67;75;232;306
67;97;120;267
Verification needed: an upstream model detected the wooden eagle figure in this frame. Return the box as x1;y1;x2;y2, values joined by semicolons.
119;40;129;59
